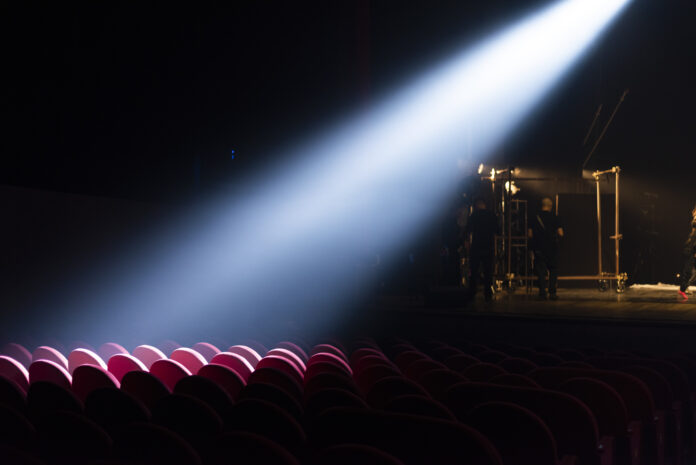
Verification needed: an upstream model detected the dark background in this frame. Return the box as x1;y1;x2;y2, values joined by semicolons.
2;0;696;309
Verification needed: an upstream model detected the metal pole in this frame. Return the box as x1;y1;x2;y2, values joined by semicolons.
595;173;603;276
614;166;621;276
507;168;513;280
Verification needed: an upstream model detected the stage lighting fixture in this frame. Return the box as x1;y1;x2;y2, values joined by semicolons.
478;163;485;175
27;0;632;343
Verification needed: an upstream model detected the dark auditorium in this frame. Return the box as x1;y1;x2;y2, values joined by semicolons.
3;1;696;464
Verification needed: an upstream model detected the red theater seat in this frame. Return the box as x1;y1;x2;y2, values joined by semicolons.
227;345;262;368
107;354;147;383
304;372;359;399
71;364;120;402
97;343;129;363
393;351;427;372
226;399;306;457
112;422;201;465
466;401;559;465
150;359;192;391
152;394;223;451
210;352;254;382
313;444;405;465
28;360;72;391
174;375;235;420
241;340;268;358
170;348;207;375
305;361;354;382
498;357;538;375
275;342;309;364
443;354;480;372
404;359;446;381
120;371;170;411
308;352;352;375
0;355;30;392
0;376;27;414
311;344;348;363
240;382;304;421
1;343;32;369
85;388;150;433
383;394;456;421
366;376;430;409
257;355;304;386
415;369;466;401
67;348;107;375
489;373;541;388
32;346;68;370
191;342;220;362
131;344;167;369
462;363;507;382
248;367;303;402
355;364;402;394
305;388;368;422
207;431;300;465
27;381;83;419
267;348;307;374
349;348;386;367
35;410;112;464
157;340;182;357
197;363;246;401
0;404;36;451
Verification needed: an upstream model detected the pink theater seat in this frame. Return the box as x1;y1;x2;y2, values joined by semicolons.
267;348;306;374
0;355;30;392
170;348;207;375
311;344;348;362
1;343;33;369
257;355;304;385
97;342;128;362
198;363;246;400
227;345;262;368
211;352;254;382
275;342;308;363
72;364;120;402
192;342;220;362
68;341;96;352
32;346;69;370
132;345;167;369
107;354;147;383
158;340;182;357
308;352;353;376
28;359;72;390
241;340;268;357
150;359;192;391
67;348;107;375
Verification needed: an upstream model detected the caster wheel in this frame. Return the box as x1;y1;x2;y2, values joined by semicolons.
616;279;626;294
598;280;609;292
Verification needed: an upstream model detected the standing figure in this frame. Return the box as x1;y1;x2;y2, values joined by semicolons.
464;197;499;302
678;205;696;301
529;197;564;300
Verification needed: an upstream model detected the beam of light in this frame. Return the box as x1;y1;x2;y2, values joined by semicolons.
25;0;631;344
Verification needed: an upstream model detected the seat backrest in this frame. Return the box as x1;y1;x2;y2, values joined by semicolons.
384;394;456;421
28;360;72;391
446;382;600;465
152;393;223;448
307;352;352;376
443;354;480;372
489;373;540;388
498;357;538;375
120;370;170;412
67;348;107;375
0;355;30;392
0;376;27;413
429;346;464;362
403;359;446;381
170;348;208;375
131;344;167;369
529;367;655;423
266;349;307;374
85;387;150;433
174;375;235;420
191;342;220;362
559;377;628;437
1;343;32;369
150;359;192;391
35;410;112;463
366;376;430;409
248;367;303;402
312;407;502;465
27;381;83;420
197;363;246;401
239;381;303;421
226;399;306;457
304;372;358;399
463;363;506;382
355;364;401;393
113;421;201;465
97;343;129;363
107;354;147;383
71;364;120;403
314;443;404;465
210;352;254;382
415;369;466;401
393;351;428;372
32;346;68;370
476;351;508;364
311;344;348;363
207;431;299;465
256;355;304;386
226;345;262;369
274;342;308;364
304;388;368;422
467;401;558;465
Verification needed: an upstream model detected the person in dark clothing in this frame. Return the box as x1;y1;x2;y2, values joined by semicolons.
678;205;696;301
464;197;499;301
529;197;564;300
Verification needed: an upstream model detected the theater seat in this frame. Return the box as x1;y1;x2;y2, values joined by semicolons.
28;360;72;391
206;431;300;465
131;345;167;370
197;363;246;401
169;348;207;375
383;394;456;421
107;354;147;383
466;401;559;465
227;345;262;369
27;382;83;421
191;343;220;362
97;343;129;364
34;410;112;464
312;444;405;465
0;376;27;414
239;382;303;421
174;375;235;421
248;367;303;402
0;355;30;392
71;364;120;402
67;348;107;375
149;359;192;391
152;394;223;451
210;352;254;382
85;388;150;434
32;347;68;370
366;376;430;409
112;422;201;465
120;371;170;412
1;343;32;369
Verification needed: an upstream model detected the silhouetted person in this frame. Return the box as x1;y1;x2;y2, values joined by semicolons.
464;197;499;301
679;204;696;300
529;197;564;300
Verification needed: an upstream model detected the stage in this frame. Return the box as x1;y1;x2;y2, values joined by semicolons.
368;284;696;353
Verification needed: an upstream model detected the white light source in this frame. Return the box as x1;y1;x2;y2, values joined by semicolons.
32;0;632;342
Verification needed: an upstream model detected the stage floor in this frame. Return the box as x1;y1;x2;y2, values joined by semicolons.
378;284;696;326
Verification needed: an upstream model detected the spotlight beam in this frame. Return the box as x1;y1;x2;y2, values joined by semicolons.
32;0;632;342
